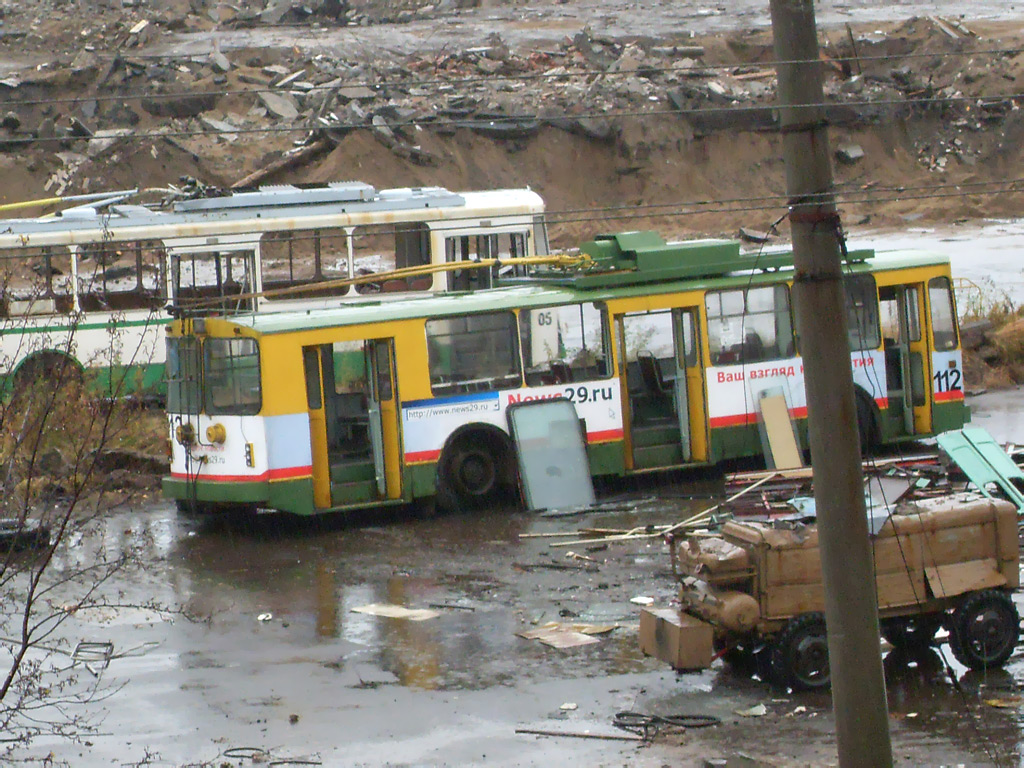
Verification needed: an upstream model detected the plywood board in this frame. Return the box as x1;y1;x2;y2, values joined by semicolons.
925;558;1007;599
874;569;928;609
764;583;826;618
758;392;803;470
517;622;602;648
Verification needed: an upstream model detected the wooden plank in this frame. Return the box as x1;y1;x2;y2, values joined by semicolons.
875;570;927;609
925;558;1006;599
764;583;826;618
758;393;804;470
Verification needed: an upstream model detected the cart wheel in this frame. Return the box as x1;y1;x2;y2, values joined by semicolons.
771;613;830;691
881;614;943;650
948;590;1019;670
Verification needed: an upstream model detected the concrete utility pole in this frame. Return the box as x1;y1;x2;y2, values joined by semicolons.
767;1;894;766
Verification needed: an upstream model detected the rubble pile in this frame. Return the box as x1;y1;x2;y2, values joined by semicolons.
0;6;1022;236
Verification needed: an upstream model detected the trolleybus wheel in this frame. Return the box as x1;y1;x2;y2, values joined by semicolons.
855;389;878;455
436;429;512;512
771;612;830;691
948;590;1019;670
11;352;82;401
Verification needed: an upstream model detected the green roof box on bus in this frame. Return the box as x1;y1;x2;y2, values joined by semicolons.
526;231;875;288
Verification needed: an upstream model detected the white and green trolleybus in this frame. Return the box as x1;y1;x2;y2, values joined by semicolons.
0;182;548;395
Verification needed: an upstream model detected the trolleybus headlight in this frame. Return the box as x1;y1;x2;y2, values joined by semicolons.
175;423;196;446
206;423;227;444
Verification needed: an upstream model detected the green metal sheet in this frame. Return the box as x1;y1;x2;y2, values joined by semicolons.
936;427;1024;512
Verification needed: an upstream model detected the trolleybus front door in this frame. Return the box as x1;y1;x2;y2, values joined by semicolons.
303;338;401;510
879;284;931;437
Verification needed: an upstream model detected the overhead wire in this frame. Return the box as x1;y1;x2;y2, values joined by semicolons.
2;173;1024;238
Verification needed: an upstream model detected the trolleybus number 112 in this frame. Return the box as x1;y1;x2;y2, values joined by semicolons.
933;368;962;393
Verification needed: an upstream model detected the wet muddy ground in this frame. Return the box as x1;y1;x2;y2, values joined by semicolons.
13;224;1024;766
14;461;1024;767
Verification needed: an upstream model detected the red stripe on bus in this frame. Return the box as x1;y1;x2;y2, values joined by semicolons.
268;465;313;480
934;389;965;402
170;466;312;483
709;414;756;428
405;449;442;464
587;429;625;443
709;406;808;429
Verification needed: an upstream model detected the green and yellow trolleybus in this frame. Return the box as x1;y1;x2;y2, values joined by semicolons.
163;230;967;516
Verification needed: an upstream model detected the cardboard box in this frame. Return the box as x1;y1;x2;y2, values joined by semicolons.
639;607;713;670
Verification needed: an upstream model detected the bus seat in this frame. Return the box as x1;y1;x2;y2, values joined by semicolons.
742;332;764;361
638;352;668;397
383;279;409;292
550;360;573;384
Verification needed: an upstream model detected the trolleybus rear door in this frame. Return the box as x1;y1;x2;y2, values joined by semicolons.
879;284;930;437
619;309;684;470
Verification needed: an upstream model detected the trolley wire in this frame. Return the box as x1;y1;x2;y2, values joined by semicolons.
2;174;1024;250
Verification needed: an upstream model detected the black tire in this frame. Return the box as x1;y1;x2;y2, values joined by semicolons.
771;613;830;691
855;391;878;456
948;590;1020;670
436;431;512;512
882;614;943;650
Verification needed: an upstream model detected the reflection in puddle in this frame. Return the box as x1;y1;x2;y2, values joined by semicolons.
314;561;338;639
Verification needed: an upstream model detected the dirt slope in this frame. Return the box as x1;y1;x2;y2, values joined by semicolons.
0;11;1024;246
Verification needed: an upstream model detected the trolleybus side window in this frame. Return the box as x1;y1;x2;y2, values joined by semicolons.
445;232;529;291
0;245;73;316
166;337;202;413
77;239;166;311
520;302;609;385
173;249;256;314
843;274;881;351
928;276;959;351
426;311;521;395
705;285;794;365
261;229;330;293
204;337;261;414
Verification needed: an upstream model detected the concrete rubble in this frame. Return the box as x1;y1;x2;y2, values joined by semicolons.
0;6;1016;193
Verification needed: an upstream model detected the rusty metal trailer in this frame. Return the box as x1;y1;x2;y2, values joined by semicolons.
673;493;1020;690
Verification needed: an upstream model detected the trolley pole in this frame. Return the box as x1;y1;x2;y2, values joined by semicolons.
767;1;893;766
